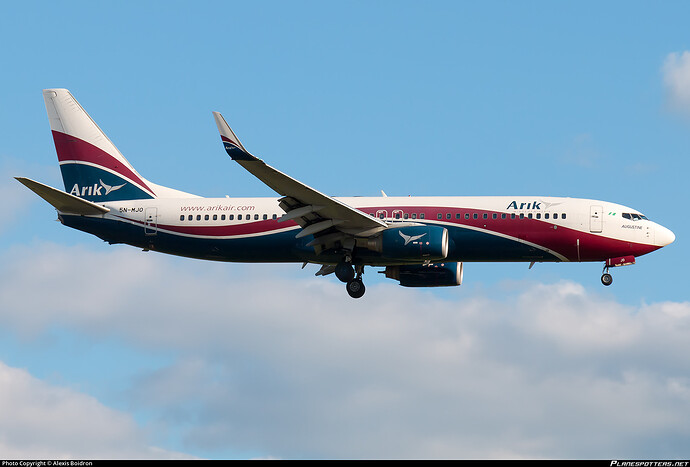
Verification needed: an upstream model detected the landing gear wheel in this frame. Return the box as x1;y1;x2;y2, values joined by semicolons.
601;273;613;286
335;261;355;283
346;278;366;299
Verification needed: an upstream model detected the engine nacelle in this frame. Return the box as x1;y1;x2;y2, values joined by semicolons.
384;262;464;287
368;225;449;261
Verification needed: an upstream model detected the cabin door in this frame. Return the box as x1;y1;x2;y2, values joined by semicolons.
145;207;158;236
590;205;603;233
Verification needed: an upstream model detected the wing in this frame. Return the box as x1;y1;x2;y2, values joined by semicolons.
213;112;387;251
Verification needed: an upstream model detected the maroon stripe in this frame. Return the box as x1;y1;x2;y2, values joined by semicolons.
120;215;294;237
124;205;659;261
52;131;154;195
360;205;660;261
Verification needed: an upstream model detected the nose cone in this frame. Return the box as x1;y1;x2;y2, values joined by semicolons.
656;224;676;247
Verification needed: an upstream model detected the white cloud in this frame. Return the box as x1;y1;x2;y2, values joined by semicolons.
0;360;196;459
662;51;690;113
0;163;38;233
1;242;690;458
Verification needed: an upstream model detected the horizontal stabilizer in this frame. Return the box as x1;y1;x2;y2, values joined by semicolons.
15;177;110;215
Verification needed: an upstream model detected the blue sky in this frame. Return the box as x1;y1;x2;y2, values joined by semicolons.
1;0;690;459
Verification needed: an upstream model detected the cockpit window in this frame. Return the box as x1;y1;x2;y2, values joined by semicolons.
622;212;649;221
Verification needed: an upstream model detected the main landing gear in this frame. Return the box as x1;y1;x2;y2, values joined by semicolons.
346;276;366;299
336;257;366;298
601;265;613;286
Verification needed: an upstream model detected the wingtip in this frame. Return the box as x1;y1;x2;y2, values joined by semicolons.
212;111;259;161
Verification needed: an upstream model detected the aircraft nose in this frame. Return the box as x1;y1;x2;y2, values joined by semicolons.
655;224;676;247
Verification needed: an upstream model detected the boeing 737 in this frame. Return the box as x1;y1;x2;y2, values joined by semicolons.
17;89;675;298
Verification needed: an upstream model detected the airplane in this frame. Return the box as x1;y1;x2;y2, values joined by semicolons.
16;89;675;298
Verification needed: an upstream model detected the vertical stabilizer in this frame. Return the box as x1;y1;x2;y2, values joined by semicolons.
44;89;157;201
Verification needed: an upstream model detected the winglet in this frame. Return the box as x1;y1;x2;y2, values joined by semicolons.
212;112;257;161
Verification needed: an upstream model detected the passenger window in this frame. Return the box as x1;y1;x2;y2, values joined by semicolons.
553;213;558;219
238;214;242;220
254;214;259;220
446;213;451;220
501;213;506;219
221;214;226;221
456;213;461;219
180;215;184;221
536;213;541;219
519;213;524;219
471;213;477;219
188;215;193;221
562;213;566;219
197;215;201;221
213;214;218;221
404;213;409;219
492;213;497;219
465;213;470;220
205;215;209;221
229;214;234;220
438;213;442;220
263;214;268;220
420;213;425;219
511;214;516;219
395;213;401;219
545;213;550;219
528;213;533;219
412;213;417;219
483;213;488;219
273;214;277;220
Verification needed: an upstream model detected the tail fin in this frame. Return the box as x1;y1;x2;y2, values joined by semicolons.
43;89;157;201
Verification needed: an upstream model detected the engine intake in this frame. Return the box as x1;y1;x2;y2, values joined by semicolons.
384;262;464;287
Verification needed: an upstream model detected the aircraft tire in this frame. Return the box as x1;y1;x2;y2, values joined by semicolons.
335;261;355;283
346;278;366;298
601;273;613;286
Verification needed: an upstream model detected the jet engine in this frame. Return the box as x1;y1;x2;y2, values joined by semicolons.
367;225;449;261
383;262;464;287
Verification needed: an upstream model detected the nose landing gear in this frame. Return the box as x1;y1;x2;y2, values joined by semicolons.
600;256;635;286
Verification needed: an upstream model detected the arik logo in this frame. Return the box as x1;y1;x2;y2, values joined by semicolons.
70;179;126;197
506;199;563;210
399;231;427;245
507;200;541;210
